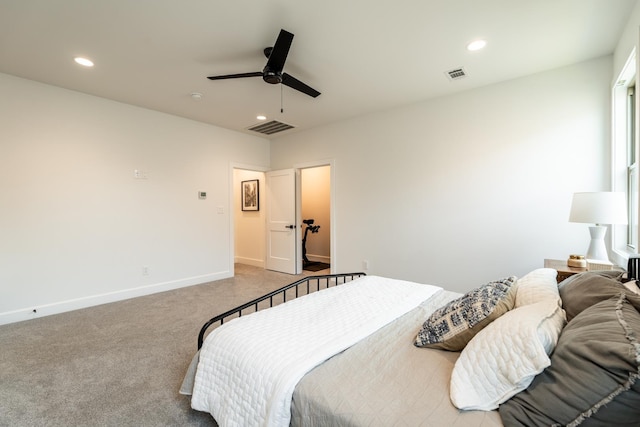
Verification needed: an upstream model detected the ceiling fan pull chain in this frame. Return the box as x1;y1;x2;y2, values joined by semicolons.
281;84;284;113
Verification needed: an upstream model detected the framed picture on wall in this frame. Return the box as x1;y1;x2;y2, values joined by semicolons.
241;179;259;211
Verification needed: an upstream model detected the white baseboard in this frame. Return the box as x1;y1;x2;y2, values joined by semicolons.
234;256;265;268
0;271;232;326
306;254;330;263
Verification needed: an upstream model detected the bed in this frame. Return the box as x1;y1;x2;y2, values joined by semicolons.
181;269;640;427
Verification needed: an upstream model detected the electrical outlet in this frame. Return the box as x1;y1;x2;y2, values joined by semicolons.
362;260;369;270
142;266;149;276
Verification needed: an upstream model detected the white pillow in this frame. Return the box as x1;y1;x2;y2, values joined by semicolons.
623;280;640;295
515;268;560;307
449;300;566;411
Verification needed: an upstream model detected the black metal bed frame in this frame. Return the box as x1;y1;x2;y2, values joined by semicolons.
197;272;366;349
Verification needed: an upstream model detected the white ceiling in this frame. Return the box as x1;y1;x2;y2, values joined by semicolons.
0;0;636;137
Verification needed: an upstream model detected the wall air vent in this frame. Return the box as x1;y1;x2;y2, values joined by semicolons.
445;67;467;81
247;120;295;135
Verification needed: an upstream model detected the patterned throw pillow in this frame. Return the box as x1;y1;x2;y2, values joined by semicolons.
414;276;517;351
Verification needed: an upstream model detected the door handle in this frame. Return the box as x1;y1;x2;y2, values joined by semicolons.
285;225;295;229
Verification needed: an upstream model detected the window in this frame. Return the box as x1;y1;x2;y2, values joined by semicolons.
627;85;638;250
612;50;638;262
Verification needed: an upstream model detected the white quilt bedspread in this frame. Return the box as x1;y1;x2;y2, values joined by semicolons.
191;275;441;427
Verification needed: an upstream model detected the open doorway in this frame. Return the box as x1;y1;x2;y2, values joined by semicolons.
232;162;333;275
300;166;331;272
233;168;266;268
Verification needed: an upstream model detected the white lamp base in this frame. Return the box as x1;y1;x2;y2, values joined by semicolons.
585;225;609;262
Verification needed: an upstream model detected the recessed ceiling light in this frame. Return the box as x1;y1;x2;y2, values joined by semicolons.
467;40;487;51
256;115;267;121
74;57;94;67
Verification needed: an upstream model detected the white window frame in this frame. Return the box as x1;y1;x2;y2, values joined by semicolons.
611;49;638;266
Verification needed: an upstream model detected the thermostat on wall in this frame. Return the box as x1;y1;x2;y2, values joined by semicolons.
198;191;207;199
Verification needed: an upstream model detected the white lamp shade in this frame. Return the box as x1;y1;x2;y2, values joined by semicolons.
569;192;628;225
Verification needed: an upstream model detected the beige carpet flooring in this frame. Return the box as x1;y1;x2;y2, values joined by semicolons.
0;264;327;427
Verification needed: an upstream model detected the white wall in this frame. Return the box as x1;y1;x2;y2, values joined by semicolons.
271;57;612;293
234;169;266;267
301;166;331;262
0;73;270;324
613;1;640;82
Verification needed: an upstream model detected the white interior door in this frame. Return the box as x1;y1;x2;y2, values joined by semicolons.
265;169;299;274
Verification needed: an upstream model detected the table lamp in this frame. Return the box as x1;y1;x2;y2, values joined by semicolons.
569;192;628;262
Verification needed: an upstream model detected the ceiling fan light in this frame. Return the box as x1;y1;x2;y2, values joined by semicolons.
74;57;94;67
467;40;487;51
263;71;282;84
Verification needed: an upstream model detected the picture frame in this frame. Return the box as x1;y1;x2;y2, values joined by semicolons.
241;179;259;211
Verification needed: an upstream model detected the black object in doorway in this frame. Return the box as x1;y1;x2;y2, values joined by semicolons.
304;262;330;272
302;218;328;271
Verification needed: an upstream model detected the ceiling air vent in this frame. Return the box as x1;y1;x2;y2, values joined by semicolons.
445;67;467;81
247;120;295;135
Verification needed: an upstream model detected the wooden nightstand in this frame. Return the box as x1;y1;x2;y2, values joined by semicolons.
544;259;587;283
544;259;625;283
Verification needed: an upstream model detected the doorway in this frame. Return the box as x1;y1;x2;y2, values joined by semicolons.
233;168;266;269
232;161;333;275
300;165;331;272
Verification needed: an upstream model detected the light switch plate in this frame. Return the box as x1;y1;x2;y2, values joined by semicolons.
133;169;148;179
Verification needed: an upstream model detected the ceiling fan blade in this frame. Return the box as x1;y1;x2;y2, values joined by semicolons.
282;73;321;98
265;29;293;72
207;72;262;80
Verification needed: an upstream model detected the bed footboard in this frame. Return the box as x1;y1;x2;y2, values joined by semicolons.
197;272;366;349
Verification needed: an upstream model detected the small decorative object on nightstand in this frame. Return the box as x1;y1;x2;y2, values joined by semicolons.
586;259;615;271
567;254;587;268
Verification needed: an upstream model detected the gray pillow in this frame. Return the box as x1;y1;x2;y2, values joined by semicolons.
560;269;624;285
414;276;517;351
558;271;638;322
499;293;640;426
